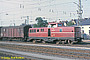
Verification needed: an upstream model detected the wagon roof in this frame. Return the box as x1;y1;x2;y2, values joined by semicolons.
1;25;31;28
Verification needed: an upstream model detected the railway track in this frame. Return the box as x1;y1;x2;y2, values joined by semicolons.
0;51;34;60
0;41;90;60
0;51;47;60
1;40;90;48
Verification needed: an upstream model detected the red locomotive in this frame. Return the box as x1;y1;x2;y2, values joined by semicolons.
28;27;81;44
28;22;81;44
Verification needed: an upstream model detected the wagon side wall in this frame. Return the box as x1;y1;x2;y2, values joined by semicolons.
1;26;25;39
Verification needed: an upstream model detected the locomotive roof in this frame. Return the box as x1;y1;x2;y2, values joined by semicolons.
30;26;80;29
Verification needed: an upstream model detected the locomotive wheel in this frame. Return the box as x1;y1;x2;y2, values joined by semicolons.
68;40;73;45
42;41;46;43
68;40;71;44
71;42;74;45
62;41;65;44
9;38;12;41
56;41;61;44
33;40;36;43
65;40;68;44
56;41;59;44
20;38;23;41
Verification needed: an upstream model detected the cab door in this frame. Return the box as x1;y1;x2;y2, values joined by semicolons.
48;29;51;37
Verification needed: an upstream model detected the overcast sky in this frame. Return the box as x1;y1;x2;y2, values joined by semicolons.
0;0;90;26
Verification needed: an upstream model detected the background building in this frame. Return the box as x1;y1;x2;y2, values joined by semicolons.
80;25;90;40
70;18;90;40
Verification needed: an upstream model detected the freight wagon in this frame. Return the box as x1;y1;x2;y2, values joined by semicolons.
0;25;32;41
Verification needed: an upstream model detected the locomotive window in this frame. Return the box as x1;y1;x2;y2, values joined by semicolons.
37;29;39;32
41;29;44;32
34;29;36;32
43;29;44;32
32;30;33;32
41;29;42;32
30;30;32;33
60;29;62;32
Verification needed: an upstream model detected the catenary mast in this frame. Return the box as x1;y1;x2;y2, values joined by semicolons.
77;0;83;26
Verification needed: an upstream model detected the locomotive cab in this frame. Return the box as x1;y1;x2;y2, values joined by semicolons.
48;22;64;28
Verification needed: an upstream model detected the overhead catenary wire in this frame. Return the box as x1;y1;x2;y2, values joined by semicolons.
0;0;90;26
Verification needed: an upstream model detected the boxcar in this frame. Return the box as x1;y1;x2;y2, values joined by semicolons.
28;27;81;44
1;25;31;41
